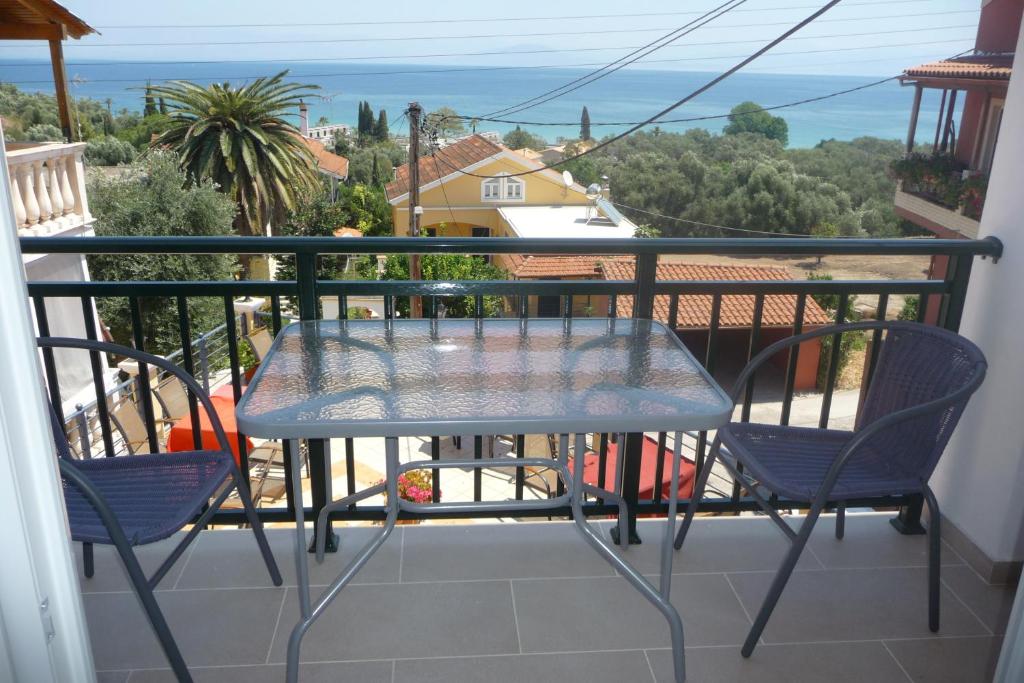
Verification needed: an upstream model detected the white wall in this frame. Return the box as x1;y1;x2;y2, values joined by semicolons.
931;21;1024;568
0;123;95;681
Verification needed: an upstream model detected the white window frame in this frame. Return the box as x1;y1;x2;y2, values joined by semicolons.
480;173;526;202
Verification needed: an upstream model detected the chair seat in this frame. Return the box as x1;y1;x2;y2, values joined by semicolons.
62;451;234;545
721;423;924;502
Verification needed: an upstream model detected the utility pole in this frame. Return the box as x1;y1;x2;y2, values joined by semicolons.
407;102;423;318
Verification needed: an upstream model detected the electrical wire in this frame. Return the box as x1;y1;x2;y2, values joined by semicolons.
1;37;973;85
0;11;977;66
610;202;815;237
427;0;859;180
89;0;934;29
482;0;750;119
450;75;900;127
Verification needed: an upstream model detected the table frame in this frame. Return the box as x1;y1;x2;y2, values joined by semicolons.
284;431;688;683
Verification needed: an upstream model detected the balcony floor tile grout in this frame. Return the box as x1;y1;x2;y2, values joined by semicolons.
940;575;996;636
266;586;289;665
880;640;918;683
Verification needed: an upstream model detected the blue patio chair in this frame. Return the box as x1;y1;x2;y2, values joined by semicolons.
40;337;282;682
672;321;986;657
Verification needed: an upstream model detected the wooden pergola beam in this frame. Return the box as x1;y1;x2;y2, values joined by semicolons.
0;21;62;40
48;35;72;140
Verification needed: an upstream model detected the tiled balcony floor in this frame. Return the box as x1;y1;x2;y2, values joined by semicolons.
81;513;1015;683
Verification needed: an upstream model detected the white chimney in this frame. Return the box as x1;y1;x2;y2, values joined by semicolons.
299;101;309;136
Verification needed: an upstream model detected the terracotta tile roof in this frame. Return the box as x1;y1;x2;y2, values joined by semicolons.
601;261;832;329
501;254;626;278
904;54;1014;81
385;134;503;201
302;137;349;179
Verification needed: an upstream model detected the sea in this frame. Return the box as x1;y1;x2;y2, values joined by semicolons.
0;60;953;148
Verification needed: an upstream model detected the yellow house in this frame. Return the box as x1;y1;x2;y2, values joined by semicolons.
385;134;639;317
384;134;634;240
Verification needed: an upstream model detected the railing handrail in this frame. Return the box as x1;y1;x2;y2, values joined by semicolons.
18;235;1004;258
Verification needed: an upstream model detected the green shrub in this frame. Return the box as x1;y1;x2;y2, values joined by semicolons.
84;136;136;166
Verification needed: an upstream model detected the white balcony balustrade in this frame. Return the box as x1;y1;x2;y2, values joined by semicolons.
6;142;91;237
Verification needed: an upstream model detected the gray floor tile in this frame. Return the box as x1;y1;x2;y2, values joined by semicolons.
598;517;820;574
268;581;518;662
647;642;910;683
174;527;401;589
401;521;615;582
797;513;964;569
84;587;285;670
941;565;1017;635
393;651;654;683
728;566;990;643
513;573;751;652
74;536;189;593
885;636;1004;683
96;671;130;683
125;661;392;682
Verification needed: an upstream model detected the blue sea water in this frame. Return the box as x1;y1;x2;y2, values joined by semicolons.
0;60;951;148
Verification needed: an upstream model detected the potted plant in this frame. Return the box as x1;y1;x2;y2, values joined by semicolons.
960;173;988;220
381;469;436;524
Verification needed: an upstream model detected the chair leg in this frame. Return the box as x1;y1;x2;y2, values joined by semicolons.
674;439;720;550
835;502;846;540
111;537;192;682
742;500;826;658
924;486;941;632
83;542;94;579
232;468;283;587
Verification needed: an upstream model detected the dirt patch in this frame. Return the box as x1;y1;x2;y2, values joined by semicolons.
838;345;867;390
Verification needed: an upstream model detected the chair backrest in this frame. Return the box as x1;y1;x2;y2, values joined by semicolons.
110;399;156;454
154;375;190;422
856;323;986;482
246;328;274;363
37;337;233;457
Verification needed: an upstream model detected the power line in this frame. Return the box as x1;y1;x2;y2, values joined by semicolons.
430;0;847;180
89;0;934;29
455;75;899;127
11;14;975;50
1;38;973;86
611;201;815;237
484;0;749;119
0;12;976;66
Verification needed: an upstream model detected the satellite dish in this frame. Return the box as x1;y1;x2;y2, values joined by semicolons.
585;183;602;200
562;170;574;187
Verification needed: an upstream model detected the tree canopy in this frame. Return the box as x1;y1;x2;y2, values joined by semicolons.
360;252;507;318
86;152;237;354
150;71;321;253
425;106;465;139
580;106;592;141
723;101;789;146
503;125;546;151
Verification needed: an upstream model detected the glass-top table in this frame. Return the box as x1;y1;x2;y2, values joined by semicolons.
237;318;733;683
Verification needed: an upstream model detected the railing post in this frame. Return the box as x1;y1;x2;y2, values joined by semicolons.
198;336;211;394
74;406;91;459
613;253;659;545
296;251;337;552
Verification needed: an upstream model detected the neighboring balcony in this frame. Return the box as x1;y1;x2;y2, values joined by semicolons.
891;155;987;239
7;141;93;247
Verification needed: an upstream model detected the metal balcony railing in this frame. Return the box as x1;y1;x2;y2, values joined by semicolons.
20;235;1003;543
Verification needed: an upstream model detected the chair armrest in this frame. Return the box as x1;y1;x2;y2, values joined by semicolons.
810;361;986;506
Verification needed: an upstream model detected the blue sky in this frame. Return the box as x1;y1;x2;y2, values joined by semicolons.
0;0;980;76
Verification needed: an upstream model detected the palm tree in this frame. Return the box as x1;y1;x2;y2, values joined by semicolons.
150;72;321;274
